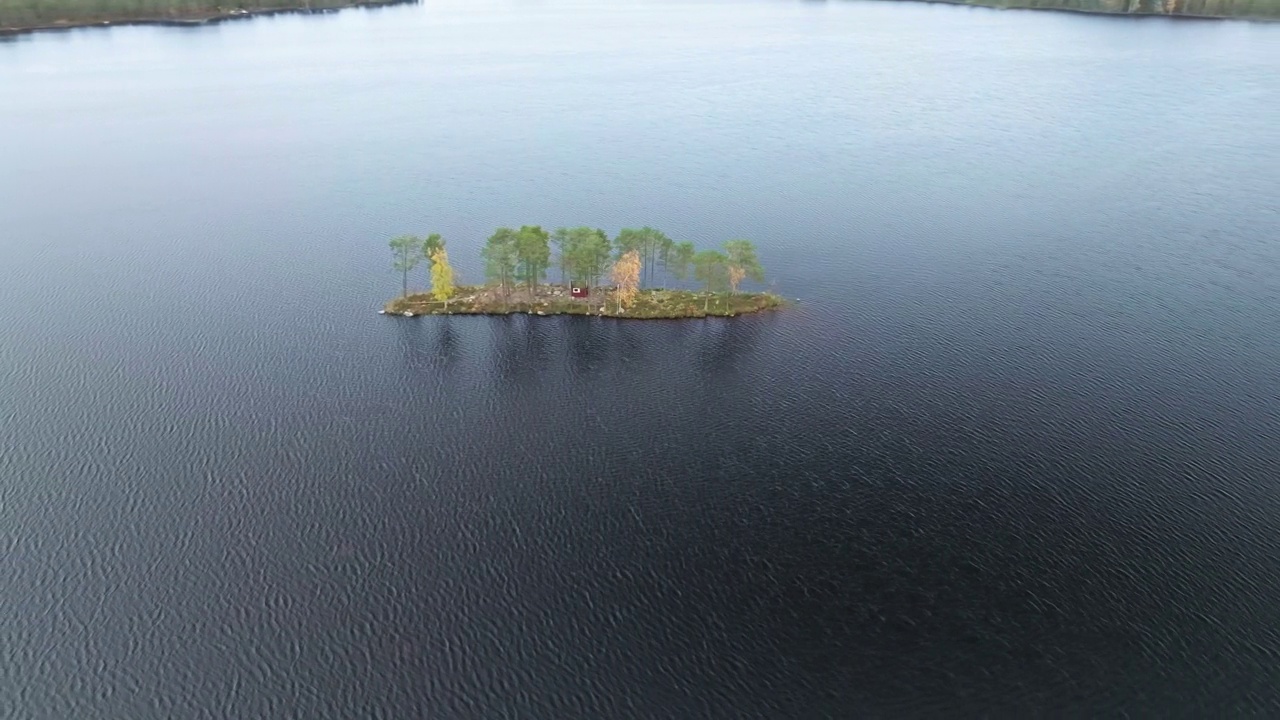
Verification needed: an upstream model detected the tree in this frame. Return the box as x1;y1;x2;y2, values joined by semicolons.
614;227;671;287
552;227;571;285
482;227;519;306
610;250;642;313
515;225;551;291
651;232;674;287
389;235;421;298
584;229;612;289
613;228;646;288
614;228;644;259
665;241;696;282
429;247;455;310
693;250;729;311
422;233;444;288
723;239;764;290
557;226;612;291
422;233;444;259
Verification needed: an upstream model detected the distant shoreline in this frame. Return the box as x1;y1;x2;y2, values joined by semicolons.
3;0;1274;36
0;1;415;37
905;0;1277;22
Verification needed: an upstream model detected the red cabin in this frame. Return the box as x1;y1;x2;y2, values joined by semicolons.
571;285;589;298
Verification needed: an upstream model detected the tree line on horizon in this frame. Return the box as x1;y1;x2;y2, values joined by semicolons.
0;1;402;28
389;226;765;312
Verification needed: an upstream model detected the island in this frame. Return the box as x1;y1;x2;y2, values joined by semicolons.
382;226;787;320
0;0;413;35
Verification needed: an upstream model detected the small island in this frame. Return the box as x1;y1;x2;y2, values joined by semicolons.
383;226;786;320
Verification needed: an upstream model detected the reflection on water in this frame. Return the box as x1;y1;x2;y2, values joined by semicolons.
697;316;768;374
431;319;459;371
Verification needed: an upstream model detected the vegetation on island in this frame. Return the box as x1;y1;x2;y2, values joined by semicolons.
383;226;784;320
0;0;410;33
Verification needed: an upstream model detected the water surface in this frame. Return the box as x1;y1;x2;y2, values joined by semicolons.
2;1;1279;717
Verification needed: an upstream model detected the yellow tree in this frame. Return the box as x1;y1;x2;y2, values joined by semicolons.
728;265;746;294
430;247;455;311
610;250;641;313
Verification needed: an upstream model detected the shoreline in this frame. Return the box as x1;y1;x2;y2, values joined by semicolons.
0;0;415;37
383;286;786;320
3;0;1275;35
906;0;1278;22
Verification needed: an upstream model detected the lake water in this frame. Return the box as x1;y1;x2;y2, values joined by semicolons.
2;0;1279;716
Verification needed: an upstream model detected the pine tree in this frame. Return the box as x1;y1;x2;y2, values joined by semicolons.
389;235;421;298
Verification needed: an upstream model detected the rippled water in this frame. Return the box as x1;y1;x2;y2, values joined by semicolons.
2;1;1279;716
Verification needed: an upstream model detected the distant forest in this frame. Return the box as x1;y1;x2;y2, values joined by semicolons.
946;0;1278;18
0;1;400;29
2;0;1274;29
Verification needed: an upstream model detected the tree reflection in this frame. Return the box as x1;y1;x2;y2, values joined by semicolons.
394;316;458;372
696;314;769;374
566;316;608;376
491;315;550;383
431;319;458;370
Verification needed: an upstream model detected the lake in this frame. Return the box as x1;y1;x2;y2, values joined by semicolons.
2;0;1278;716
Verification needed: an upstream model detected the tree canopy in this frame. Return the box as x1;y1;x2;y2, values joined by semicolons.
610;250;642;312
422;233;444;259
664;241;696;281
515;225;551;291
555;226;612;289
693;250;730;294
615;227;674;287
429;247;455;309
724;239;765;284
389;235;421;298
389;227;765;307
482;227;519;299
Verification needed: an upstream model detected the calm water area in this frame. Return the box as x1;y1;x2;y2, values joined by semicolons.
2;0;1279;716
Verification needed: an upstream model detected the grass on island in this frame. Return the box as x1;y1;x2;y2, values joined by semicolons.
384;285;785;320
0;0;404;31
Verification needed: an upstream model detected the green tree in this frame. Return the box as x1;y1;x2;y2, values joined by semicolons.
482;227;519;305
614;228;644;259
693;250;729;311
389;235;421;298
515;225;551;291
651;232;674;287
422;233;444;287
665;241;696;282
614;227;671;287
552;227;571;285
583;228;612;289
556;226;611;290
723;239;764;288
429;247;455;310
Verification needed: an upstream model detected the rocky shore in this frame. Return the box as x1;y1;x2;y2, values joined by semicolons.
383;285;786;320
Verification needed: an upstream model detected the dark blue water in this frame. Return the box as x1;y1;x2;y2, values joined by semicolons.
3;1;1279;716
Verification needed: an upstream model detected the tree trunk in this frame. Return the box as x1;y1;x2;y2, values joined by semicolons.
402;270;408;298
